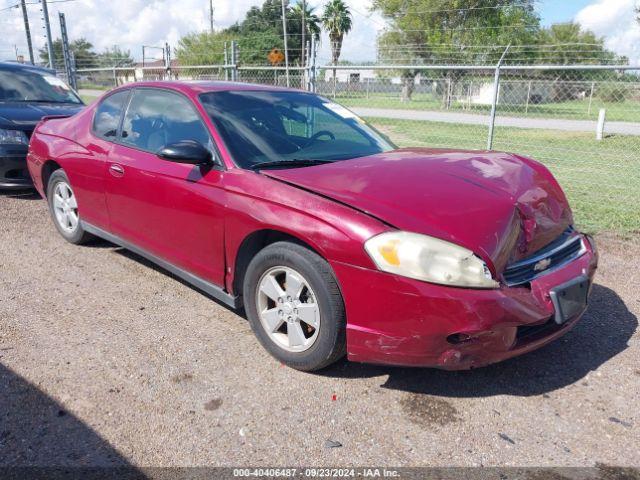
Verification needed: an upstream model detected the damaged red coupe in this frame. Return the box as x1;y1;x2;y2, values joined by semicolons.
27;81;598;371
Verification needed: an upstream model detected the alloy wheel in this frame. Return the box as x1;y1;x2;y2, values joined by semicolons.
256;266;321;352
52;181;79;233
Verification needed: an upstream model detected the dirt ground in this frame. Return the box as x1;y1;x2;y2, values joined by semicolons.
0;190;638;468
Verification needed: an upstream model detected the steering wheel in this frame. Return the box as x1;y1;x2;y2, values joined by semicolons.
302;130;335;149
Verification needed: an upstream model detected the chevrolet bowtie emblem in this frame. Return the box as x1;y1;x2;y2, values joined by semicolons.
533;258;552;272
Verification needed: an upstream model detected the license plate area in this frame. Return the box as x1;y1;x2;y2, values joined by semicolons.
549;275;590;325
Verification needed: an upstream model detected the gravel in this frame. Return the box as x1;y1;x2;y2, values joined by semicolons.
0;190;638;468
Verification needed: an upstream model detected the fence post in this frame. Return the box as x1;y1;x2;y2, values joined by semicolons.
309;36;317;93
224;42;229;81
112;67;117;87
596;108;606;141
230;40;238;82
588;81;595;116
301;40;311;92
164;42;171;80
70;51;77;88
487;44;510;151
525;80;532;114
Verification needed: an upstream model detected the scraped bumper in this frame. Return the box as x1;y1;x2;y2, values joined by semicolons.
333;235;598;369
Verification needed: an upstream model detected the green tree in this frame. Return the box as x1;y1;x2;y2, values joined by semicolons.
372;0;540;101
322;0;353;87
226;0;304;65
97;45;134;68
537;22;618;65
536;22;627;100
39;38;98;69
175;30;235;65
176;0;323;69
291;2;322;65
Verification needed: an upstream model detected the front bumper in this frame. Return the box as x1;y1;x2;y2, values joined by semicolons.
0;145;33;189
333;234;598;369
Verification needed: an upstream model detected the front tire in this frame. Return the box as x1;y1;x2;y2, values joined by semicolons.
243;242;346;371
47;169;93;245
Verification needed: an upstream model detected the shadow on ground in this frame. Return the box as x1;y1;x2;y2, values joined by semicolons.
320;284;637;397
0;363;138;470
0;189;40;201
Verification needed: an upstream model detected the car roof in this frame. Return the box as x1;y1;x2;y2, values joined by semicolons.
0;61;56;74
111;80;309;96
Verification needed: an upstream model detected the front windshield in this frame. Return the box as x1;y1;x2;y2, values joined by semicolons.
198;90;394;168
0;68;82;104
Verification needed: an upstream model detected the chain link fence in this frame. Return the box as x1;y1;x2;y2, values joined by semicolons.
73;61;640;233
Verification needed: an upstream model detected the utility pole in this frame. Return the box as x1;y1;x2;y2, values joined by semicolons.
280;0;289;87
59;12;76;90
41;0;55;69
20;0;34;64
209;0;214;32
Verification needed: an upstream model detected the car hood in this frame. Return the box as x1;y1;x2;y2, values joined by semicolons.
0;102;84;131
263;148;573;272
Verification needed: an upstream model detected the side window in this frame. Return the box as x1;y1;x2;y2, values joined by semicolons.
121;89;211;153
92;90;129;139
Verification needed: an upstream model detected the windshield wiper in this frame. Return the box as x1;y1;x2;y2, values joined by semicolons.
251;159;335;170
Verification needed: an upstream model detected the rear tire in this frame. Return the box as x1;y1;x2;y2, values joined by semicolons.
243;241;346;371
47;169;93;245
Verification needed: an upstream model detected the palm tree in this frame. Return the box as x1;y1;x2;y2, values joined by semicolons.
291;2;321;66
322;0;352;89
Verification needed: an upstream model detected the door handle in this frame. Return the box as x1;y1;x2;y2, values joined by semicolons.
109;163;124;177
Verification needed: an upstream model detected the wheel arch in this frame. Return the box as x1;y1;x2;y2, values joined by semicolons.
41;160;62;197
231;229;326;298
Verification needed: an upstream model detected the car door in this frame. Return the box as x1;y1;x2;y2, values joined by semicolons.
71;89;131;229
104;87;226;286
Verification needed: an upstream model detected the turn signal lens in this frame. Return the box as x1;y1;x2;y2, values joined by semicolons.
378;239;401;266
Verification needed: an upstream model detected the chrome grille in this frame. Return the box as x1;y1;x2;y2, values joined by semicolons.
503;228;586;286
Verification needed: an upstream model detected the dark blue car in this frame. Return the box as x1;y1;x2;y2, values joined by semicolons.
0;62;84;189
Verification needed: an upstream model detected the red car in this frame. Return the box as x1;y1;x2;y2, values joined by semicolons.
27;81;598;371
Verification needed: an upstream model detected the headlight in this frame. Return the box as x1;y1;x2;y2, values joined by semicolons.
364;231;499;289
0;128;29;146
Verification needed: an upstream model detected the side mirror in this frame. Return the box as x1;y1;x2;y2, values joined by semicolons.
157;140;212;165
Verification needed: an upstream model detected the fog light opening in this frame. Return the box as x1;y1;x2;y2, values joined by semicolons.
446;333;475;345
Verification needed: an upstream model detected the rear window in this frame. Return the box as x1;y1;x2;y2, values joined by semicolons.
92;90;130;139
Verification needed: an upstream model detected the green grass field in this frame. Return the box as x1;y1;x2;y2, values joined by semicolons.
336;93;640;123
367;117;640;234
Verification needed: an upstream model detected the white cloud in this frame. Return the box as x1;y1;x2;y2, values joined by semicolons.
575;0;640;65
310;0;385;63
1;0;383;64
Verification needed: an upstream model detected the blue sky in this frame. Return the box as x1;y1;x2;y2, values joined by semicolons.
538;0;596;25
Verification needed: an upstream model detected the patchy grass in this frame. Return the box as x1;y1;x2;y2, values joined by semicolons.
336;93;640;123
80;95;99;104
77;83;110;91
368;117;640;233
